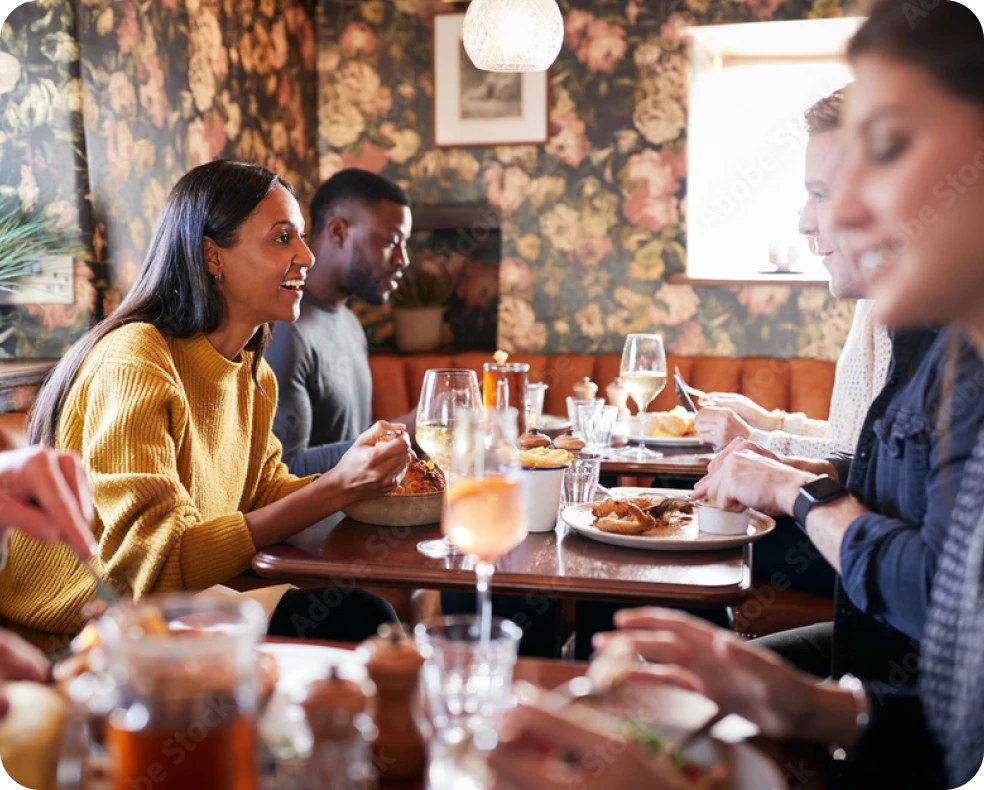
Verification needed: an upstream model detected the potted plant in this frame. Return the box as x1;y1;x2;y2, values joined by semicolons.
0;195;83;303
389;261;454;353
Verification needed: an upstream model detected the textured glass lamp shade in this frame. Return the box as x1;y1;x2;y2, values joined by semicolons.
461;0;564;72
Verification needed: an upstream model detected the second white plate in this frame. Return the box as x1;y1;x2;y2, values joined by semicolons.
562;487;775;552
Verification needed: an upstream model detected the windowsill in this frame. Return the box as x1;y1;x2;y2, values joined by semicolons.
668;273;830;287
0;359;58;390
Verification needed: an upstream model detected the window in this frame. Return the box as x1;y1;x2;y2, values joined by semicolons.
686;18;862;282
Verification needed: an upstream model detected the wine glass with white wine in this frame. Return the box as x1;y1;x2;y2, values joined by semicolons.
618;333;667;460
415;368;482;559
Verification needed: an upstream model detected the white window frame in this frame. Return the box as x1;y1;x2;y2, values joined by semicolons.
685;18;863;283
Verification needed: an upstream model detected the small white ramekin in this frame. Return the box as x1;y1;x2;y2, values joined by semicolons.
697;502;750;536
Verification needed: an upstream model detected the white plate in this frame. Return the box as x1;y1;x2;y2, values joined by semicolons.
560;683;784;789
537;413;571;437
562;487;775;551
259;642;366;700
613;421;707;449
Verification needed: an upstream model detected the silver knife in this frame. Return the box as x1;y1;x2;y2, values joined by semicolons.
674;366;699;413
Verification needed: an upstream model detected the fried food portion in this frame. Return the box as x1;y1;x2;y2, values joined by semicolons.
520;447;574;468
391;458;446;495
590;496;697;538
649;406;697;438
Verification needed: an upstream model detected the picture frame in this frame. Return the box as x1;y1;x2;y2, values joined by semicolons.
433;12;549;148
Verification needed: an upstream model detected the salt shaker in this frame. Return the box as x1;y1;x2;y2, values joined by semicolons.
360;624;427;785
606;377;632;422
572;376;598;401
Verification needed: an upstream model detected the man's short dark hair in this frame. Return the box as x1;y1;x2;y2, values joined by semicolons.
309;169;410;241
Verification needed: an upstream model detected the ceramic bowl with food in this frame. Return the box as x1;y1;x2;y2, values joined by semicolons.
341;490;444;527
342;458;446;527
697;498;750;536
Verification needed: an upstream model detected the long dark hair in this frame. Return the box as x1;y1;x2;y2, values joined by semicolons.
849;0;984;110
30;160;292;446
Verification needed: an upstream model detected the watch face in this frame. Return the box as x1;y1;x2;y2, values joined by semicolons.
804;475;847;502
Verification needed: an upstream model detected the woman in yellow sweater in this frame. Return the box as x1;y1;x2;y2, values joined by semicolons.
0;161;410;649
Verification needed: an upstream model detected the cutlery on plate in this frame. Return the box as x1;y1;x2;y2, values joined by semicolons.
674;366;701;413
669;708;729;759
641;495;694;519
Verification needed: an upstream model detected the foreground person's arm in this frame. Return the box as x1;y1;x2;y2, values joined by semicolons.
601;609;947;786
0;446;97;559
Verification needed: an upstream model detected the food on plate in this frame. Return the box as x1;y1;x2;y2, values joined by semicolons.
518;429;551;450
649;406;697;438
590;496;697;539
552;704;728;790
553;428;586;452
520;447;574;469
389;457;445;495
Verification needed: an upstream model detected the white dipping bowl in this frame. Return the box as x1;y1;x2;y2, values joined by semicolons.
697;502;750;536
519;466;567;533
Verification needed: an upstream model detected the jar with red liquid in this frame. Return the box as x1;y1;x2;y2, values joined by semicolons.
482;362;529;435
99;595;267;790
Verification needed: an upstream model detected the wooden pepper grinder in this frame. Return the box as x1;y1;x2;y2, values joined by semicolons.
572;376;598;401
606;377;631;422
360;624;427;785
301;666;371;741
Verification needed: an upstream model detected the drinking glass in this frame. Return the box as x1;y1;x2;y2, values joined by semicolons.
618;333;667;460
415;616;522;749
416;369;482;559
442;408;527;643
562;453;601;506
583;405;618;453
525;382;548;431
566;396;603;438
100;594;267;790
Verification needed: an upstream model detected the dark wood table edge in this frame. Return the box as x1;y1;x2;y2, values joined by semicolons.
252;544;753;607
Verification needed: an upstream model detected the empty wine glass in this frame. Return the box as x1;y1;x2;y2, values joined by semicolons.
618;333;667;460
415;369;482;559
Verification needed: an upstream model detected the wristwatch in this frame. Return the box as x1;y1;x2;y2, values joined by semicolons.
831;673;872;761
793;474;849;527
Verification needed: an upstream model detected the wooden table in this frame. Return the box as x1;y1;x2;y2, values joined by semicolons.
275;637;829;790
254;515;752;607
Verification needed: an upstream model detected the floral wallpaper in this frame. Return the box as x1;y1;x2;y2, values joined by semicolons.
317;0;854;360
2;0;854;367
0;0;319;359
0;0;95;359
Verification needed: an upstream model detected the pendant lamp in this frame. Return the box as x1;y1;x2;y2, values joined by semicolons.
461;0;564;72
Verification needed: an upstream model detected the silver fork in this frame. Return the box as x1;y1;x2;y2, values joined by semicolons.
72;549;120;606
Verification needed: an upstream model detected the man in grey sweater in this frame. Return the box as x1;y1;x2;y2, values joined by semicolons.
266;169;415;475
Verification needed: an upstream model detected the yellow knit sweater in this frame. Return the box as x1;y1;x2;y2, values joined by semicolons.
0;323;314;648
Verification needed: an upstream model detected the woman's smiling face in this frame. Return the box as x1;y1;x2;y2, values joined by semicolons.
832;53;984;332
207;185;316;326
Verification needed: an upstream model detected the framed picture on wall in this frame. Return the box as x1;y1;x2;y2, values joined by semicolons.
433;13;549;148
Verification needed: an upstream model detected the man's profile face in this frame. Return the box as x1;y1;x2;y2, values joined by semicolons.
799;130;868;300
343;200;413;305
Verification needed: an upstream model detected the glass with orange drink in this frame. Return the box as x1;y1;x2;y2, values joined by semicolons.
442;408;527;641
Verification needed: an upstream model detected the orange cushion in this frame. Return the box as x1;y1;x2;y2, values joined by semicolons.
369;354;836;422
